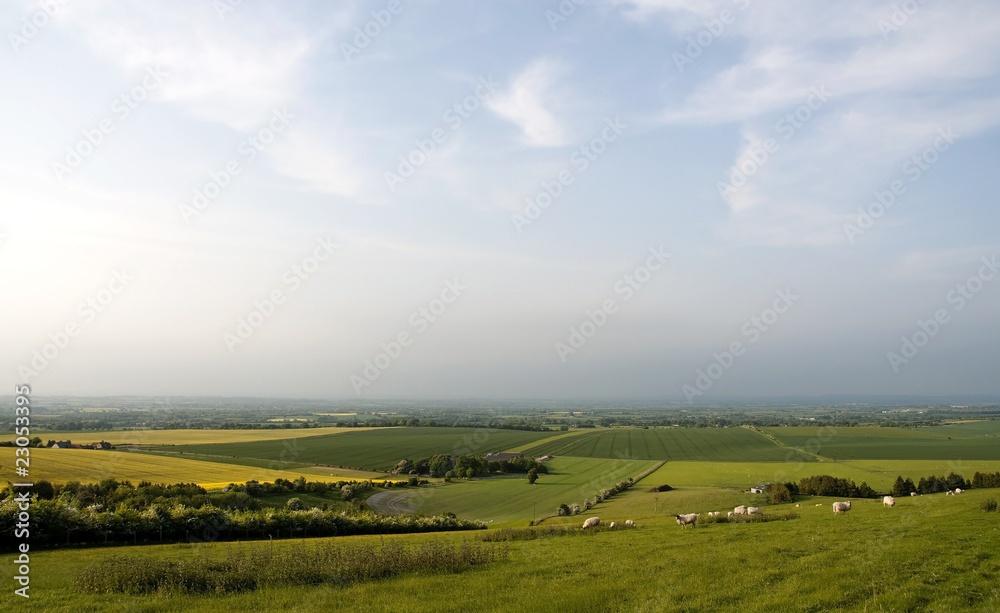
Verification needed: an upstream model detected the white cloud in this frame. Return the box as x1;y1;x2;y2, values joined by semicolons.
488;59;571;148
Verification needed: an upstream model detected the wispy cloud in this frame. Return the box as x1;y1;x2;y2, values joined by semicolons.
488;59;571;148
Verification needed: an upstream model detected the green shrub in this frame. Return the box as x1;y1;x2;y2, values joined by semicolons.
982;498;998;512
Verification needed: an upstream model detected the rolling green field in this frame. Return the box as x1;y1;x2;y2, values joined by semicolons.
163;427;558;472
366;456;657;524
763;422;1000;460
520;427;810;462
14;487;1000;611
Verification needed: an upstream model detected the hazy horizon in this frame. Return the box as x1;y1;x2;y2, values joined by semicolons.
3;1;999;400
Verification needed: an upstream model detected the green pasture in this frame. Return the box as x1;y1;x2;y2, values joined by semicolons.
763;422;1000;460
519;426;808;462
13;487;1000;612
366;456;656;525
162;427;557;472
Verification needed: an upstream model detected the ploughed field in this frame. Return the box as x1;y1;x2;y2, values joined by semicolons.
157;427;557;472
519;426;813;462
762;422;1000;460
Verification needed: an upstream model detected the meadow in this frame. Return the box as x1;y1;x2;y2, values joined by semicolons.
165;427;557;472
763;422;1000;460
366;456;657;524
12;487;1000;611
519;426;810;462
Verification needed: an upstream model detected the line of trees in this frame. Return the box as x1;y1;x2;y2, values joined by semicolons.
796;475;877;498
392;454;548;479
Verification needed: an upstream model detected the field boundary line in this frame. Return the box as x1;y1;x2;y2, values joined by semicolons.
742;425;831;463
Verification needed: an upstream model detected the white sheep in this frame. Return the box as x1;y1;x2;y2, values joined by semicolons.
727;511;735;519
733;505;747;515
624;519;635;528
582;516;600;529
609;521;616;529
675;513;699;528
747;507;762;515
955;488;963;494
795;504;801;508
832;501;851;514
883;496;895;508
910;492;917;497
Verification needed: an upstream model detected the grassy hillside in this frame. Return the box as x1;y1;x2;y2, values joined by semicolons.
763;422;1000;460
520;427;807;462
366;456;657;524
165;427;557;471
16;487;1000;611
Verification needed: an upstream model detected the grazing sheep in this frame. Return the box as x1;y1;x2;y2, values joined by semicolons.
946;490;954;496
955;488;963;494
609;521;616;529
624;519;635;528
582;516;600;529
883;496;895;508
747;507;762;515
727;511;735;519
675;513;699;528
796;504;801;508
733;505;747;515
910;492;917;497
832;501;852;514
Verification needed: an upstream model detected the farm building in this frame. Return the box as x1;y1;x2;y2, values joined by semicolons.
750;484;771;494
484;452;523;462
91;441;113;450
51;441;85;449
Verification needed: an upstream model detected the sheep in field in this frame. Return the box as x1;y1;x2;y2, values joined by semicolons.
675;513;699;528
910;492;918;497
832;501;852;514
609;521;616;529
582;517;600;529
796;504;801;507
747;507;762;515
624;520;635;528
733;505;747;515
883;496;895;508
946;490;954;496
955;488;963;494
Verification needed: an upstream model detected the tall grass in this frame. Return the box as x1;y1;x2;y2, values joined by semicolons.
74;538;507;594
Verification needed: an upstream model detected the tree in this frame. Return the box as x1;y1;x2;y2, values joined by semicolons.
764;483;792;504
286;497;304;511
527;468;538;485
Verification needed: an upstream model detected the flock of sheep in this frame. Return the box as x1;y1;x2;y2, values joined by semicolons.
581;488;969;530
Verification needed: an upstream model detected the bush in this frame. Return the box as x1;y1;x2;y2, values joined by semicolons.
982;498;998;512
764;483;792;504
648;484;673;493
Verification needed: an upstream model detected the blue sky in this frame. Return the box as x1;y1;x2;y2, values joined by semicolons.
2;0;999;401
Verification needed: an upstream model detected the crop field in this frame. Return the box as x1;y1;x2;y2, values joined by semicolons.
763;422;1000;460
519;427;809;462
0;426;382;447
7;448;325;486
18;486;1000;611
366;456;657;524
164;427;558;471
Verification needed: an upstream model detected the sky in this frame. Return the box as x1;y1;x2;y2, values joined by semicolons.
1;0;999;402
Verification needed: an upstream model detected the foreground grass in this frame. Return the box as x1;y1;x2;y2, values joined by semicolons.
11;488;1000;611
